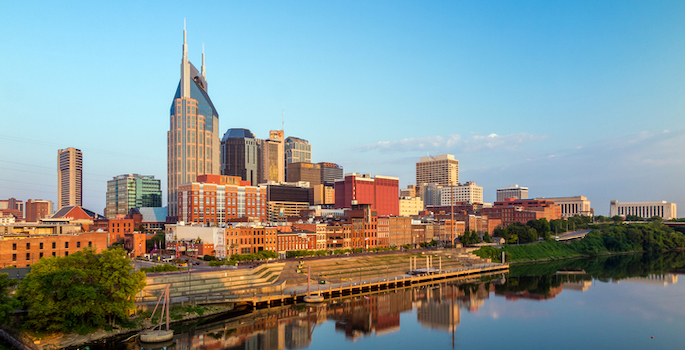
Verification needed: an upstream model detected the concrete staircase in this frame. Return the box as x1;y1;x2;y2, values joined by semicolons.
139;262;285;304
295;250;491;284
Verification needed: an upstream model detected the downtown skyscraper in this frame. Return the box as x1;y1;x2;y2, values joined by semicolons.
168;25;220;219
57;147;82;210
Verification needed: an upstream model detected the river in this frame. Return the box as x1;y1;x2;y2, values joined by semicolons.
88;251;685;350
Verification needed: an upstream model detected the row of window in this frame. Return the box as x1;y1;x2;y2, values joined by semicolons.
12;251;64;261
12;241;91;250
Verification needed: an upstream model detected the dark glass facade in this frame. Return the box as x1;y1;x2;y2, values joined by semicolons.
221;128;259;186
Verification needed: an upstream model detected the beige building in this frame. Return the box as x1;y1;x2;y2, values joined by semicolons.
400;185;417;198
440;181;483;205
610;200;677;220
57;147;82;210
168;27;221;218
416;154;459;189
497;185;529;202
536;196;592;217
400;197;424;217
313;184;335;205
260;130;285;184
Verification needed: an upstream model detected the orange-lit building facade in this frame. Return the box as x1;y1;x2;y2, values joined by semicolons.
277;231;317;253
335;173;399;216
225;226;277;256
0;232;108;268
178;175;267;225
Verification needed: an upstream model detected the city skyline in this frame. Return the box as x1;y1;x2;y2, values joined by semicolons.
2;1;685;215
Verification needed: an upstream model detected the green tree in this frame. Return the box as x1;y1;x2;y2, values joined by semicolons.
611;215;624;223
0;273;19;324
527;218;550;240
483;232;492;243
17;248;146;334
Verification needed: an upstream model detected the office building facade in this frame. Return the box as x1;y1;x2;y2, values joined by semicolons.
177;175;267;225
57;147;82;210
221;128;259;186
286;162;321;185
334;173;399;216
416;154;459;188
318;162;343;185
168;26;220;218
497;185;529;202
105;174;162;219
285;136;311;166
259;130;285;183
440;182;483;206
25;199;52;222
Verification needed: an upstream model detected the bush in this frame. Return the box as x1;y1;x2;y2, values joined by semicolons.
140;264;180;273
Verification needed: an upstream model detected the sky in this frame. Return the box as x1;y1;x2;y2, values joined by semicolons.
1;1;684;216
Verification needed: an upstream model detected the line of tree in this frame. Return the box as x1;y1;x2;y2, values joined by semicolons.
475;222;685;263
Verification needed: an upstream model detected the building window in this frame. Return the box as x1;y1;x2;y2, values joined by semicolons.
26;253;30;261
77;242;81;248
40;242;43;249
52;242;56;249
12;243;16;251
65;242;69;249
26;243;30;250
52;252;56;257
88;241;92;247
39;252;43;258
12;254;16;261
65;252;69;256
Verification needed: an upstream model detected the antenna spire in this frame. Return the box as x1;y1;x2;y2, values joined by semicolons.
201;43;206;78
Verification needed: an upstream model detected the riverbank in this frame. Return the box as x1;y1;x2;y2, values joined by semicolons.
15;304;235;350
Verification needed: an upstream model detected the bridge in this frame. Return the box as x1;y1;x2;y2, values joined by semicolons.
554;229;591;242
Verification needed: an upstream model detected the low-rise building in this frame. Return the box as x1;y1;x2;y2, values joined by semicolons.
610;200;677;220
536;196;592;217
399;197;424;217
0;232;108;268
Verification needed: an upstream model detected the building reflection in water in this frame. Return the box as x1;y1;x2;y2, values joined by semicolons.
156;275;509;350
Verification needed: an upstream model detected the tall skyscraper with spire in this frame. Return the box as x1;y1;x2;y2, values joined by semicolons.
168;23;220;219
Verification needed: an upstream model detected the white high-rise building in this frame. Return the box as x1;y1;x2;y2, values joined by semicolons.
496;185;528;202
440;182;483;205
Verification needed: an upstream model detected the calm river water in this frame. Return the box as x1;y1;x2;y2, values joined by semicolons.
98;251;685;350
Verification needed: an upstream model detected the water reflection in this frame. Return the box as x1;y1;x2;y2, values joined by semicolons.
110;251;685;350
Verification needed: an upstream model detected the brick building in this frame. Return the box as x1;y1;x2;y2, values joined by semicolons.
334;173;399;216
177;174;267;225
0;232;108;268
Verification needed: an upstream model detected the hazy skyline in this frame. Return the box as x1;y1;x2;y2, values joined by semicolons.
1;1;684;216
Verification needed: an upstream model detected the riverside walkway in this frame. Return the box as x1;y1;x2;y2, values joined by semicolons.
171;262;509;307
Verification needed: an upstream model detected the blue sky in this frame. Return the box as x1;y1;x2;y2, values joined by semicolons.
1;1;684;216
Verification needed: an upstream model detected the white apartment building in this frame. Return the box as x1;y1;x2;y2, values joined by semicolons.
610;200;677;220
440;182;483;205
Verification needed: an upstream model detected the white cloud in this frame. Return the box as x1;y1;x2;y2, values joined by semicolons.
354;132;544;154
